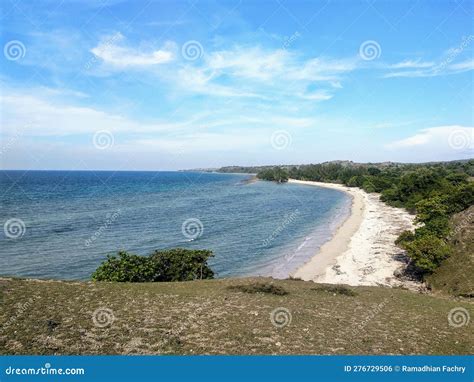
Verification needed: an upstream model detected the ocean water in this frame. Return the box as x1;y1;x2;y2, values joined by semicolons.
0;171;351;280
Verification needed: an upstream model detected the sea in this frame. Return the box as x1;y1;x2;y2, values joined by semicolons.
0;171;351;280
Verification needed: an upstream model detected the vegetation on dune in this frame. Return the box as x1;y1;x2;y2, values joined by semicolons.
246;160;474;279
91;248;214;282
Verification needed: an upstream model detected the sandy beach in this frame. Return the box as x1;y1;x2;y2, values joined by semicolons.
290;179;418;287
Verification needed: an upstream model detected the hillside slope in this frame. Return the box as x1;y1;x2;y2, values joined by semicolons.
1;277;472;355
427;205;474;297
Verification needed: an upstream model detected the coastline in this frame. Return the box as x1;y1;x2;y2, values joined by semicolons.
289;179;418;288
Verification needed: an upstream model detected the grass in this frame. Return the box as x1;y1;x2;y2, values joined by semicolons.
1;277;472;355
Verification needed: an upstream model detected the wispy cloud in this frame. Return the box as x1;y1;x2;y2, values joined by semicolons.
388;59;435;69
384;59;474;78
384;36;474;78
91;33;174;68
174;46;357;101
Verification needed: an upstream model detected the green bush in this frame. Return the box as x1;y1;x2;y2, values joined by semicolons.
403;234;452;273
91;251;158;282
395;230;415;246
92;248;214;282
150;248;214;281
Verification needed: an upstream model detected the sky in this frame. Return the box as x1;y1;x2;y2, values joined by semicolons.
0;0;473;170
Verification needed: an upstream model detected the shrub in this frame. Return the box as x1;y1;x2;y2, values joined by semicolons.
92;248;214;282
311;284;357;296
150;248;214;282
91;251;159;282
395;230;415;247
227;282;288;295
403;235;452;273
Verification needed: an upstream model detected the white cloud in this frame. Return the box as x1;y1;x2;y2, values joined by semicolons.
0;89;197;137
388;59;435;69
384;49;473;78
90;33;174;68
448;59;474;71
386;126;474;152
173;46;356;101
207;47;290;81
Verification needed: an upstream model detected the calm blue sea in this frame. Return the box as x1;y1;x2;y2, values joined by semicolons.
0;171;351;280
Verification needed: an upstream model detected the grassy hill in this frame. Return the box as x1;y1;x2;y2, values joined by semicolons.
427;206;474;297
1;277;472;355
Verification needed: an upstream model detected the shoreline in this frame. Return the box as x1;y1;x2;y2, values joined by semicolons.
289;179;418;288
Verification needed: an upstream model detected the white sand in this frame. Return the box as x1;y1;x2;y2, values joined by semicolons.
290;179;418;287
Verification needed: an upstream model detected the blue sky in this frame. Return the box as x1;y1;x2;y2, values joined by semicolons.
1;0;473;170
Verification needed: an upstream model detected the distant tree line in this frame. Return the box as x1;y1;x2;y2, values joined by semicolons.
251;160;474;276
256;167;289;183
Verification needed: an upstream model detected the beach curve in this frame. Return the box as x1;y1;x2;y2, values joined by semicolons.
289;179;419;288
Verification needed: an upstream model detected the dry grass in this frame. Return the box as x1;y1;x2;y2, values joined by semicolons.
1;277;472;355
